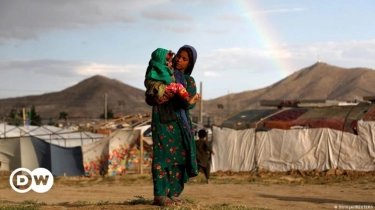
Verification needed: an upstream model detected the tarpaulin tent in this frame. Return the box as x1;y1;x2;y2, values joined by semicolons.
31;137;84;176
260;108;310;130
291;103;373;134
221;109;281;130
0;136;39;171
0;124;104;174
212;104;375;173
0;124;104;147
82;128;152;176
211;121;375;172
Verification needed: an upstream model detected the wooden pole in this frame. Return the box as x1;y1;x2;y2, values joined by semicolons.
140;130;143;174
104;93;108;122
199;81;203;124
22;107;26;126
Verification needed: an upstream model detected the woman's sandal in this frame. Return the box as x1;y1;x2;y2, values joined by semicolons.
169;196;183;205
152;196;175;206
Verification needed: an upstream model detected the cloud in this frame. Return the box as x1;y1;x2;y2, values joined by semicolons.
203;71;221;77
198;48;271;74
75;63;145;78
0;59;145;79
283;39;375;62
143;23;193;33
0;59;147;98
252;7;306;15
141;9;193;21
203;28;229;34
170;0;227;4
0;60;82;77
217;7;306;22
216;14;245;22
334;40;375;61
167;26;194;33
197;39;375;76
0;0;169;40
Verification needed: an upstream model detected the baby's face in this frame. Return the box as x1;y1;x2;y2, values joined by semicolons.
166;51;175;67
167;57;173;66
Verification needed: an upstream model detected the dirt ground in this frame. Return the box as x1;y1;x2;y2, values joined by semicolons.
0;170;374;210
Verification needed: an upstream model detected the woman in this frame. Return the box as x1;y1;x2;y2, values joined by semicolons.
146;45;201;206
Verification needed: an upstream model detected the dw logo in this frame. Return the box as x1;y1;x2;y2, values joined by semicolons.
9;168;54;193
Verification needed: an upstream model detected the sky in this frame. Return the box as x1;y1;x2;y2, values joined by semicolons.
0;0;374;100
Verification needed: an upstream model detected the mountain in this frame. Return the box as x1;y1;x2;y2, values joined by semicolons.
0;75;151;120
192;62;375;123
1;62;375;125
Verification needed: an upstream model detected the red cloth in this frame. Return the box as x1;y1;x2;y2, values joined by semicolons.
166;83;189;99
155;82;189;104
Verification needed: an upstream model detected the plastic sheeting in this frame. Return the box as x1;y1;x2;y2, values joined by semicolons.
1;128;152;176
82;129;152;176
0;137;39;171
211;127;256;172
31;137;85;176
0;124;103;147
81;134;110;176
211;121;375;172
221;109;281;130
107;129;141;176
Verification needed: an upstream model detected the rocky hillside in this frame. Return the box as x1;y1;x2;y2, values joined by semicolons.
1;62;375;124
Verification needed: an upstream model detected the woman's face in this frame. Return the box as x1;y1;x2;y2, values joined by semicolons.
174;50;189;72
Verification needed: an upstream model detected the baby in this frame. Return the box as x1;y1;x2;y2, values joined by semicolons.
144;48;197;104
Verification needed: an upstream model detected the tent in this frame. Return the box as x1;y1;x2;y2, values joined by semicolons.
212;121;375;172
211;104;375;172
0;124;104;147
220;109;281;130
0;136;39;171
0;124;102;174
31;137;84;176
81;128;153;176
0;124;153;177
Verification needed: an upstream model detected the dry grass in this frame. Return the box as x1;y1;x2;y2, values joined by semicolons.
1;169;374;209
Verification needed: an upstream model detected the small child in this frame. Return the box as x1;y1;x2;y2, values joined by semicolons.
144;48;198;104
195;129;215;184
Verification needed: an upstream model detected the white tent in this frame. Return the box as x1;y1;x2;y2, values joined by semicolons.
211;120;375;172
0;124;104;147
0;136;39;171
0;124;104;172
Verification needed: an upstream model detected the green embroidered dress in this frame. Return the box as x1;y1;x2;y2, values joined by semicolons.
150;45;199;197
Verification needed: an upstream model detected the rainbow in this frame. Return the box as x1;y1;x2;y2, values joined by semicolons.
235;0;295;78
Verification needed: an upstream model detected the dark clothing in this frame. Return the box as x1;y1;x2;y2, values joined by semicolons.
196;140;212;167
198;165;210;179
195;139;213;179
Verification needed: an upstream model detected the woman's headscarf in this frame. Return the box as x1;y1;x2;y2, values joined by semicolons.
173;45;197;76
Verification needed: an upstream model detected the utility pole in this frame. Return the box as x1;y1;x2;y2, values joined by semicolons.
118;100;125;116
104;92;108;122
22;107;26;126
199;81;203;124
227;90;230;116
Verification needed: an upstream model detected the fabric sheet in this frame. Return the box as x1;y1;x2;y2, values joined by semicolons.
211;122;375;172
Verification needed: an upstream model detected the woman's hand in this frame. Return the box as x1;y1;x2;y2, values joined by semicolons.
164;90;175;98
190;93;201;104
